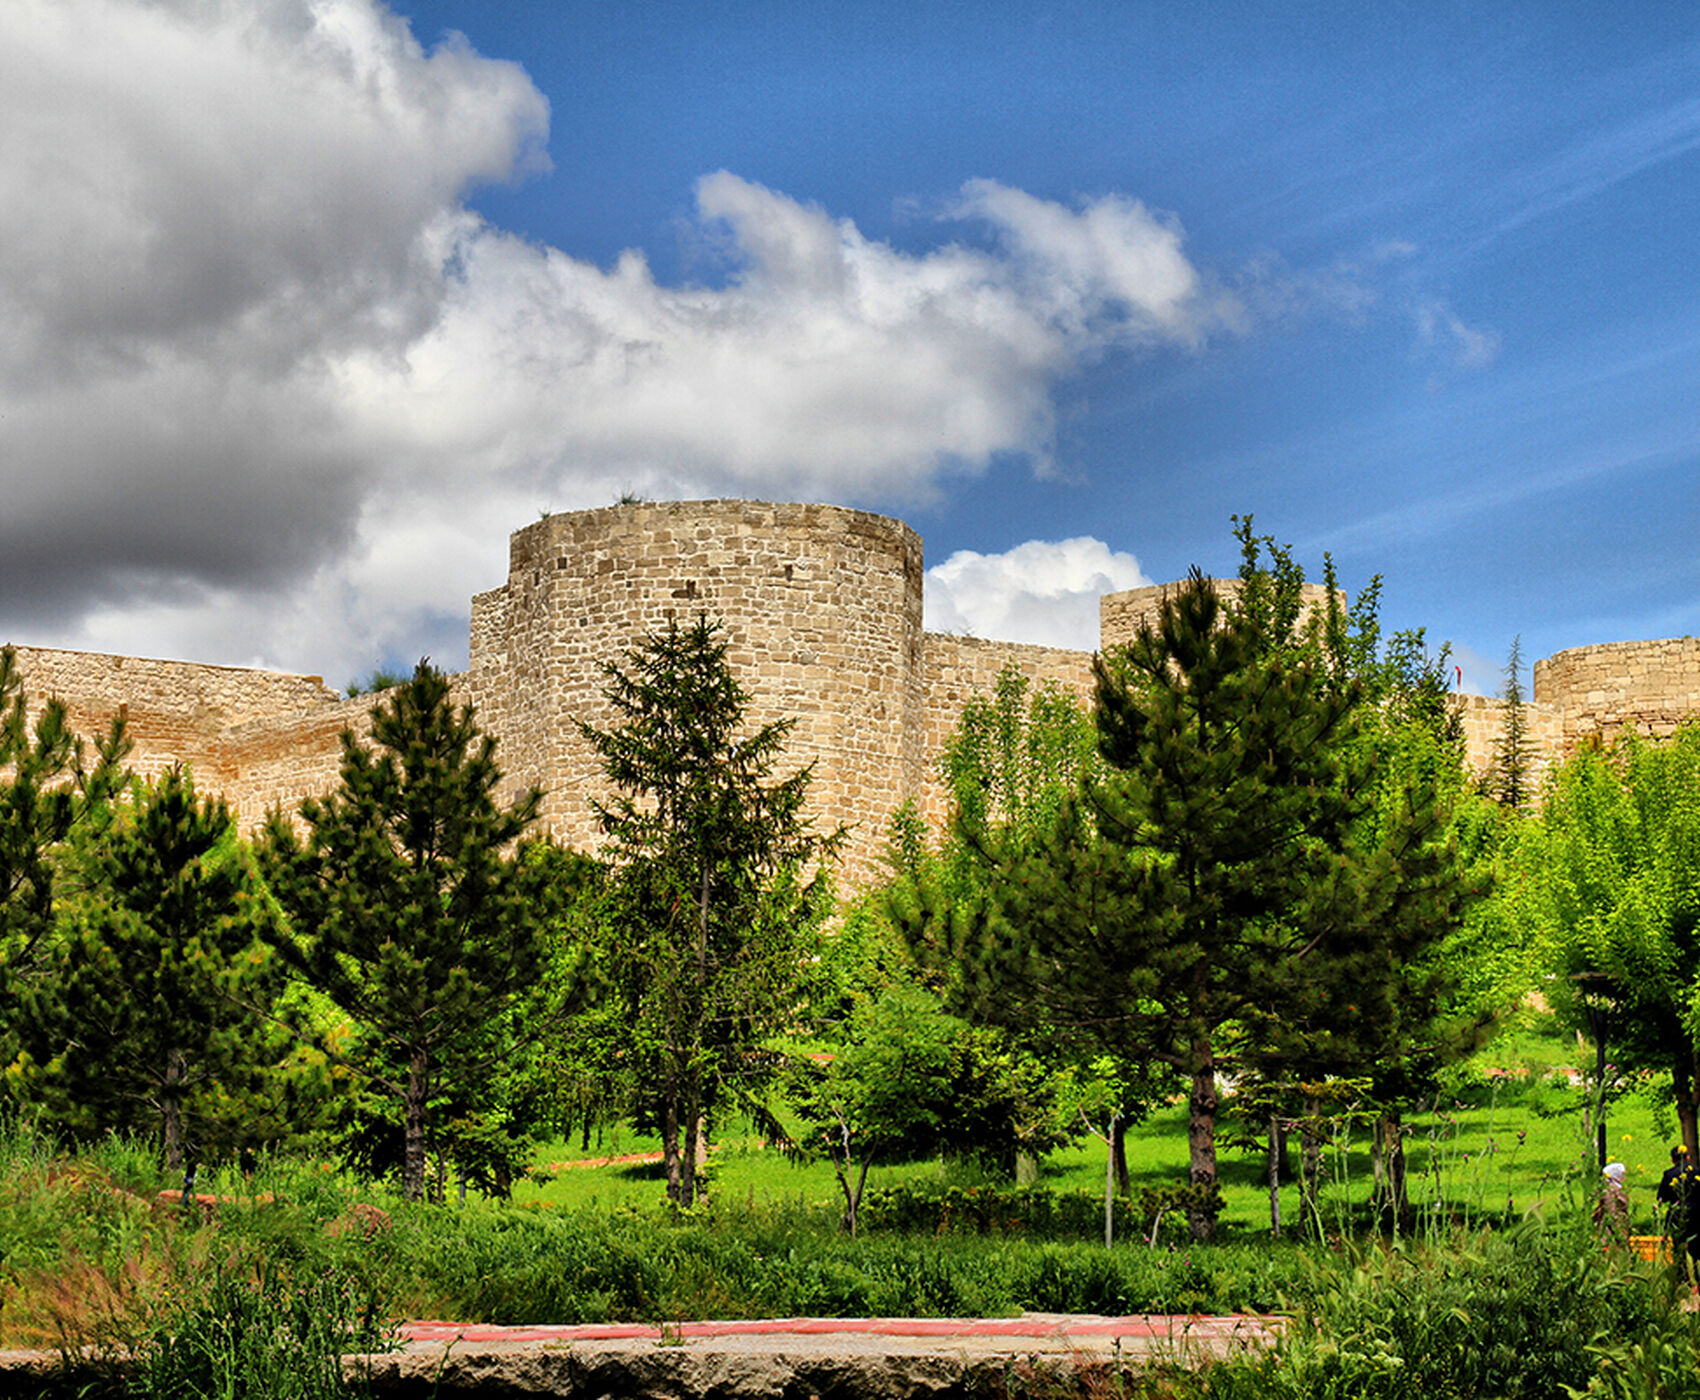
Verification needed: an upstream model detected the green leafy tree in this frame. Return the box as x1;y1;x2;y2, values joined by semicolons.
580;615;844;1206
892;664;1168;1197
788;983;963;1235
1522;724;1700;1159
260;661;558;1202
8;768;281;1168
788;982;1068;1235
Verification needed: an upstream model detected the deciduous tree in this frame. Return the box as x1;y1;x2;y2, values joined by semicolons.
1523;724;1700;1160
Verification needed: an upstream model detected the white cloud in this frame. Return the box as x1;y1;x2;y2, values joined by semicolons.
1416;297;1502;371
924;538;1152;651
0;0;1227;683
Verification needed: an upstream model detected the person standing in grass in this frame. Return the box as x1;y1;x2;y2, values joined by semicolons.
1594;1162;1629;1244
1656;1146;1698;1262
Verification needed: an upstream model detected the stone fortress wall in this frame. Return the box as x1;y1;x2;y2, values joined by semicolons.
6;499;1696;883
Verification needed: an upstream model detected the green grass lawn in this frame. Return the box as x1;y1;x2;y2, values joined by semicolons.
512;1041;1678;1241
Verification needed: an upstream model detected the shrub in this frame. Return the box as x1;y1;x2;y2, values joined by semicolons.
1185;1224;1666;1400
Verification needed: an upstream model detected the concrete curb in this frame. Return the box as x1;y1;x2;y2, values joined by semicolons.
4;1313;1284;1398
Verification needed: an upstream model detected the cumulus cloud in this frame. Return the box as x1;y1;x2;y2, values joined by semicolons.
0;0;1223;682
924;538;1152;651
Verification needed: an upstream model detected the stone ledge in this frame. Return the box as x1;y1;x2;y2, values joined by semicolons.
355;1315;1280;1398
1;1314;1282;1400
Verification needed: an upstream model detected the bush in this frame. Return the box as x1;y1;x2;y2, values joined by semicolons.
1184;1224;1667;1400
861;1182;1142;1239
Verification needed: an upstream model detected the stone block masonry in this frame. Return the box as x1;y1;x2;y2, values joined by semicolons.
3;646;343;797
7;500;1697;883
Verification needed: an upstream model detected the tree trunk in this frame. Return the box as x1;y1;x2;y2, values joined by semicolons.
1268;1113;1282;1239
1676;1055;1700;1163
1104;1118;1116;1249
1111;1114;1132;1197
403;1049;430;1202
846;1153;874;1237
1186;1036;1218;1242
1372;1111;1410;1232
661;1095;684;1204
161;1049;186;1173
1299;1094;1322;1230
680;1095;702;1208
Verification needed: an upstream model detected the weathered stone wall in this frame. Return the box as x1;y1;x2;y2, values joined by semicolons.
3;645;340;795
8;504;1700;882
915;634;1094;833
1452;692;1563;792
219;695;374;834
1100;578;1336;651
1535;638;1700;750
461;500;926;884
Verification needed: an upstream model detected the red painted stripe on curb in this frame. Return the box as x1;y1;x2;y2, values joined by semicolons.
398;1314;1278;1345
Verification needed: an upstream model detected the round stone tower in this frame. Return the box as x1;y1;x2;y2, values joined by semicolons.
1533;636;1700;752
465;499;926;879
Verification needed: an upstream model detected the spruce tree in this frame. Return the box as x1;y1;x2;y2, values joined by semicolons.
260;662;553;1201
1490;636;1535;808
580;615;844;1206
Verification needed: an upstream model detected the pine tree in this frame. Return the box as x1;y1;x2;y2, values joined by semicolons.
1491;636;1535;808
260;662;554;1201
9;768;277;1168
895;664;1167;1204
1088;571;1376;1238
932;538;1482;1241
580;615;844;1207
0;646;129;979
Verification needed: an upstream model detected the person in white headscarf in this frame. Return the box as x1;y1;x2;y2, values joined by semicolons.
1594;1161;1629;1243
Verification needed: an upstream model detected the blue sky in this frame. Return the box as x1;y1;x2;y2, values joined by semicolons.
2;1;1696;692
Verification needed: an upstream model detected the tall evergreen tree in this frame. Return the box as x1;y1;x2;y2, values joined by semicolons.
1087;571;1374;1237
892;664;1169;1199
580;615;844;1207
936;550;1479;1241
0;646;129;982
1490;636;1535;808
260;662;556;1201
8;768;278;1167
